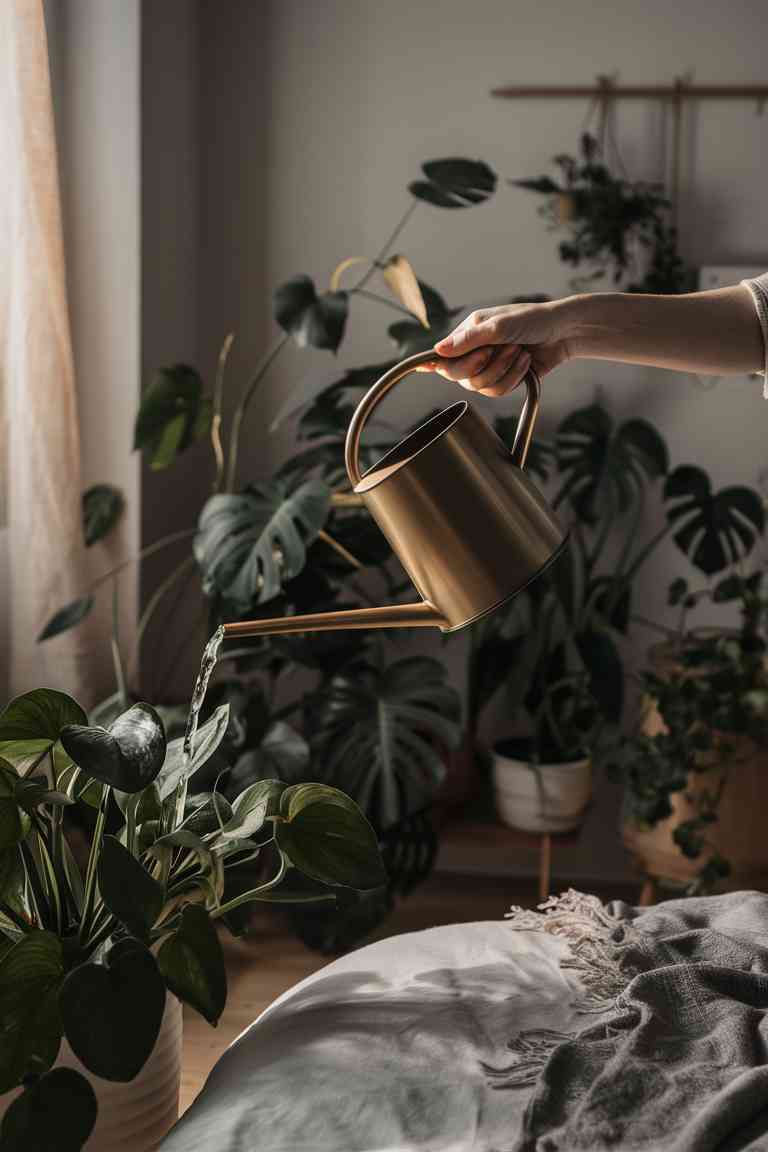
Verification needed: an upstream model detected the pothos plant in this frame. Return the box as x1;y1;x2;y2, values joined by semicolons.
0;687;384;1150
39;157;506;947
511;132;696;294
615;561;768;893
465;408;766;772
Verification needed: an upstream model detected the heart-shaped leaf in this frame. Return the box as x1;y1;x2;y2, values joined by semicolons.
409;157;497;208
60;703;166;793
195;480;331;610
0;931;63;1092
157;904;226;1024
387;282;460;356
275;783;386;889
217;779;286;842
0;689;87;774
310;656;461;830
0;1067;97;1152
38;596;95;642
98;835;164;940
181;792;233;837
274;275;348;353
59;939;166;1081
156;704;230;801
82;483;124;547
381;256;428;326
664;466;765;576
134;364;211;470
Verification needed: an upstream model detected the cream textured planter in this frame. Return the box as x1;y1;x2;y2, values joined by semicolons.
492;742;591;833
0;994;183;1151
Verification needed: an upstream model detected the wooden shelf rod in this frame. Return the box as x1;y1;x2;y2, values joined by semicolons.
491;84;768;102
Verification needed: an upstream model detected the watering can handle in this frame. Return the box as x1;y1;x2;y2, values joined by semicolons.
344;348;541;488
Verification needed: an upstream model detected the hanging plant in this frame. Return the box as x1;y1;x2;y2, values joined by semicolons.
511;133;695;294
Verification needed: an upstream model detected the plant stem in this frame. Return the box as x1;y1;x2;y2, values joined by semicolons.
128;553;197;687
90;528;197;593
317;529;362;570
0;902;31;934
351;288;415;318
210;850;287;919
624;521;675;582
227;333;291;492
110;575;128;709
212;332;234;492
79;790;109;943
352;201;418;292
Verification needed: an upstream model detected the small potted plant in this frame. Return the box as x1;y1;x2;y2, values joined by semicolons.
0;688;384;1151
511;131;696;294
476;400;669;833
619;567;768;894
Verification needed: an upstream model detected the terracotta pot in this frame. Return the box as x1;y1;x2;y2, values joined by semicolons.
0;994;183;1151
491;740;592;833
623;644;768;889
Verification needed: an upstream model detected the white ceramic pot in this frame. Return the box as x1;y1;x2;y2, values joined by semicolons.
492;743;591;833
0;994;183;1151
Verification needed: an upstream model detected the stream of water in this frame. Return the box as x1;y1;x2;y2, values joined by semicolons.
181;624;225;766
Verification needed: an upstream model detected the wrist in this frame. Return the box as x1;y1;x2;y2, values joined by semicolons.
550;293;591;361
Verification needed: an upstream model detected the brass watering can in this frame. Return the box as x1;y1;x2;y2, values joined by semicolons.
223;349;567;641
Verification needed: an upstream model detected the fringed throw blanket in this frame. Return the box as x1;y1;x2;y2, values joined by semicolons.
162;891;768;1152
507;889;768;1151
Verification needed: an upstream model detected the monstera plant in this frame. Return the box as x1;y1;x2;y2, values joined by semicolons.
38;157;502;948
0;687;384;1149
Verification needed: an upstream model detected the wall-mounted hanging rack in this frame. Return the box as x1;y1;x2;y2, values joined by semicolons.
491;76;768;226
491;81;768;110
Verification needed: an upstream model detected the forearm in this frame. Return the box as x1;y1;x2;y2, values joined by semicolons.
558;286;764;377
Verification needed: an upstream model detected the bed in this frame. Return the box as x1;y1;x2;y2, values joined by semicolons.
160;890;768;1152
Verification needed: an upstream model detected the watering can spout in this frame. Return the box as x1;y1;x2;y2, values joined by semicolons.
222;600;446;640
223;350;567;642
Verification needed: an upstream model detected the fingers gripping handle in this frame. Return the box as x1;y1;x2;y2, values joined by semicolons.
344;350;541;487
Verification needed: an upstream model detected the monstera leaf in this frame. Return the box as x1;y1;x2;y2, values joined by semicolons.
555;403;668;521
311;657;461;830
134;365;211;470
195;480;331;610
274;275;348;353
82;484;124;547
409;158;497;209
664;465;765;576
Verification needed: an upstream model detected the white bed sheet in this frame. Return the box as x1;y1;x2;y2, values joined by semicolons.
161;920;582;1152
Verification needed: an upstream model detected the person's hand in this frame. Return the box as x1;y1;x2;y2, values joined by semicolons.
419;300;574;396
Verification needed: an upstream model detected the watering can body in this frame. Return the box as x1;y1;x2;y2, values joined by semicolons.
223;350;567;640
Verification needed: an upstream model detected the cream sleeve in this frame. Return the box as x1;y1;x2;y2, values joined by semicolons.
741;272;768;397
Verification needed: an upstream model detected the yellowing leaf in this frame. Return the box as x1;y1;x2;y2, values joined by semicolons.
329;257;369;293
382;256;428;328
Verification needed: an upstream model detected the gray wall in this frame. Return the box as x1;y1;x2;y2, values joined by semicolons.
185;0;768;879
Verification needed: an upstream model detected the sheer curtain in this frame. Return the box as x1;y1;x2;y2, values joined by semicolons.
0;0;95;702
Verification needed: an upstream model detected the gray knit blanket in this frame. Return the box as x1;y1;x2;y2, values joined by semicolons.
510;889;768;1151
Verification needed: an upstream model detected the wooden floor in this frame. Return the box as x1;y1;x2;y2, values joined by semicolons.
180;868;637;1114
